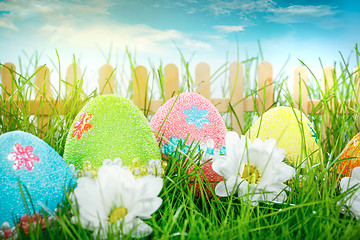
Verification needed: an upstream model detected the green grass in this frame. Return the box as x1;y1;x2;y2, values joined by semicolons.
1;44;360;239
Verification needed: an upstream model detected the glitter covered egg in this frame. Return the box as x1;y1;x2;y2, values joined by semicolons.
246;106;321;166
337;133;360;177
0;131;75;228
150;92;227;192
64;94;162;178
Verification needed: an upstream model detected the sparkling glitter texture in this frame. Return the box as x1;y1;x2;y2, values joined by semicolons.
64;94;162;170
246;106;321;166
150;92;227;192
0;131;76;228
338;133;360;177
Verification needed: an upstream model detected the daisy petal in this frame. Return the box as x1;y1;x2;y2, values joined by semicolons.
215;176;238;197
131;197;163;219
349;198;360;218
352;167;360;180
136;175;163;199
215;181;229;197
131;219;153;238
212;156;234;179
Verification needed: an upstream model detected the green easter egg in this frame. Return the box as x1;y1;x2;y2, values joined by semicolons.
64;95;162;177
246;106;322;166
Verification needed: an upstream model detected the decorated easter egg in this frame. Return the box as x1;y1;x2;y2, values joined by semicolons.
246;106;321;166
64;94;162;178
150;92;227;192
0;131;75;228
337;133;360;177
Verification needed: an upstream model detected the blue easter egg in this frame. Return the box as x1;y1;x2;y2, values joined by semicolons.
0;131;76;227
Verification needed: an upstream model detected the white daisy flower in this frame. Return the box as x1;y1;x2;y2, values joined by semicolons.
212;131;295;205
339;167;360;219
72;164;163;239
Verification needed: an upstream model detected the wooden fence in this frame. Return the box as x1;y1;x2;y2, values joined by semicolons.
1;61;359;134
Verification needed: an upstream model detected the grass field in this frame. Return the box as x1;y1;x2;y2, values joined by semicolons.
1;45;360;239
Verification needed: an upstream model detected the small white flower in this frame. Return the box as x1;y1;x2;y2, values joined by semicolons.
340;167;360;219
146;159;164;177
102;158;124;167
72;164;163;239
200;139;215;161
212;131;295;205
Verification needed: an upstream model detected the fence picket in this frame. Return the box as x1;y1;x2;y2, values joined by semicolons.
354;67;360;130
1;63;17;129
35;65;51;100
133;65;148;112
322;66;336;139
293;66;308;114
1;62;17;99
99;64;115;94
195;62;210;99
164;64;179;101
257;61;273;114
66;63;82;96
229;62;244;133
355;66;360;104
34;65;51;134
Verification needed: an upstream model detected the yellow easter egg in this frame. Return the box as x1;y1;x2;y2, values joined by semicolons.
246;106;321;166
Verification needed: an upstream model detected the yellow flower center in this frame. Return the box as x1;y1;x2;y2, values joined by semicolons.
108;207;128;224
241;164;261;184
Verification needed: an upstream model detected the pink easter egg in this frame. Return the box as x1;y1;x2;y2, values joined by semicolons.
150;92;227;196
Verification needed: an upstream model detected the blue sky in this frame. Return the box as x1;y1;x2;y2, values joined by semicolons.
0;0;359;94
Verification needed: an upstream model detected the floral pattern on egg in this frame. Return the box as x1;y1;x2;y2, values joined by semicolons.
0;131;76;228
150;92;228;194
7;143;40;171
183;105;211;129
72;112;93;140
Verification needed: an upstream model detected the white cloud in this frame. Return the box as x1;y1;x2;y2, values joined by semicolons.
40;22;185;54
0;17;18;31
201;0;339;25
38;21;213;57
269;5;336;16
213;25;245;33
187;7;197;14
206;0;276;16
183;39;213;51
0;0;213;57
266;5;338;23
0;0;113;30
174;2;186;7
